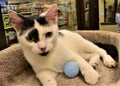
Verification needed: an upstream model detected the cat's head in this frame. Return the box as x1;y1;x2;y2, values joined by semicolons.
9;4;59;56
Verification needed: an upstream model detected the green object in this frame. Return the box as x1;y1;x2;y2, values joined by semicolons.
2;14;12;29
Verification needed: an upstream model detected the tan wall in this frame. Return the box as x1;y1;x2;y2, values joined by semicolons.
99;0;117;32
99;0;104;23
100;25;117;32
106;0;114;8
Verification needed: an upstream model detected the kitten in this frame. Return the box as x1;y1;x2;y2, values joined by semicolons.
9;5;116;86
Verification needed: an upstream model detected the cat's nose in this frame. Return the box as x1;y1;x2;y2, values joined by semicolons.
40;47;46;52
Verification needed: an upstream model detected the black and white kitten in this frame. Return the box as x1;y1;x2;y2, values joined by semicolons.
9;5;116;86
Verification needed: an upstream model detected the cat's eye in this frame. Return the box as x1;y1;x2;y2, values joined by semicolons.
26;36;34;42
45;32;53;38
26;29;39;43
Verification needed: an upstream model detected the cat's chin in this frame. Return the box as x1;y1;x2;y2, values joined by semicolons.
39;52;49;56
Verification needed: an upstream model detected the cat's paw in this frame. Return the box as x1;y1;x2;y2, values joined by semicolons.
89;61;99;69
44;82;57;86
103;55;116;67
83;67;101;84
42;78;57;86
89;55;100;69
44;84;57;86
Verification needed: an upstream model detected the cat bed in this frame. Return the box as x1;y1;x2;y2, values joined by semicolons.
0;30;120;86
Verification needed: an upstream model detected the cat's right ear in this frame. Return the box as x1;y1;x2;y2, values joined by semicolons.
8;10;23;32
45;4;58;24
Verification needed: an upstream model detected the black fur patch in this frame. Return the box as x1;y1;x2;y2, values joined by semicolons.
19;15;35;35
58;32;64;37
26;29;39;43
18;15;48;35
95;43;118;61
36;16;48;26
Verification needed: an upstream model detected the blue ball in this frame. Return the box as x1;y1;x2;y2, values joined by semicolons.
64;61;79;78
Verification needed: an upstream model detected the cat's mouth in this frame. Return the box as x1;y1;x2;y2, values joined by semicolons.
39;52;49;56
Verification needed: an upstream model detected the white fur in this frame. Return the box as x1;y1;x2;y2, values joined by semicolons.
17;26;116;86
9;5;116;86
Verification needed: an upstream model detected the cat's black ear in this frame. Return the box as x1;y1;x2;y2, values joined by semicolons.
8;10;24;32
45;4;58;24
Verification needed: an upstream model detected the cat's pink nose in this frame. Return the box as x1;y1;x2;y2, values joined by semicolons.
40;47;46;52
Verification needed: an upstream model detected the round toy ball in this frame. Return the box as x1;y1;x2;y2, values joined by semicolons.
64;61;79;78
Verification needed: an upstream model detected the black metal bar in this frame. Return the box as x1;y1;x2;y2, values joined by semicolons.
0;5;7;50
89;0;99;30
76;0;85;30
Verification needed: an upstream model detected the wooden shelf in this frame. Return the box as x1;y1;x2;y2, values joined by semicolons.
8;0;32;4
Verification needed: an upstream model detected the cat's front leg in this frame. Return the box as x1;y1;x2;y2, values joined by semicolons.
102;54;116;67
89;53;100;69
36;71;57;86
93;48;116;67
70;53;101;84
81;40;116;67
